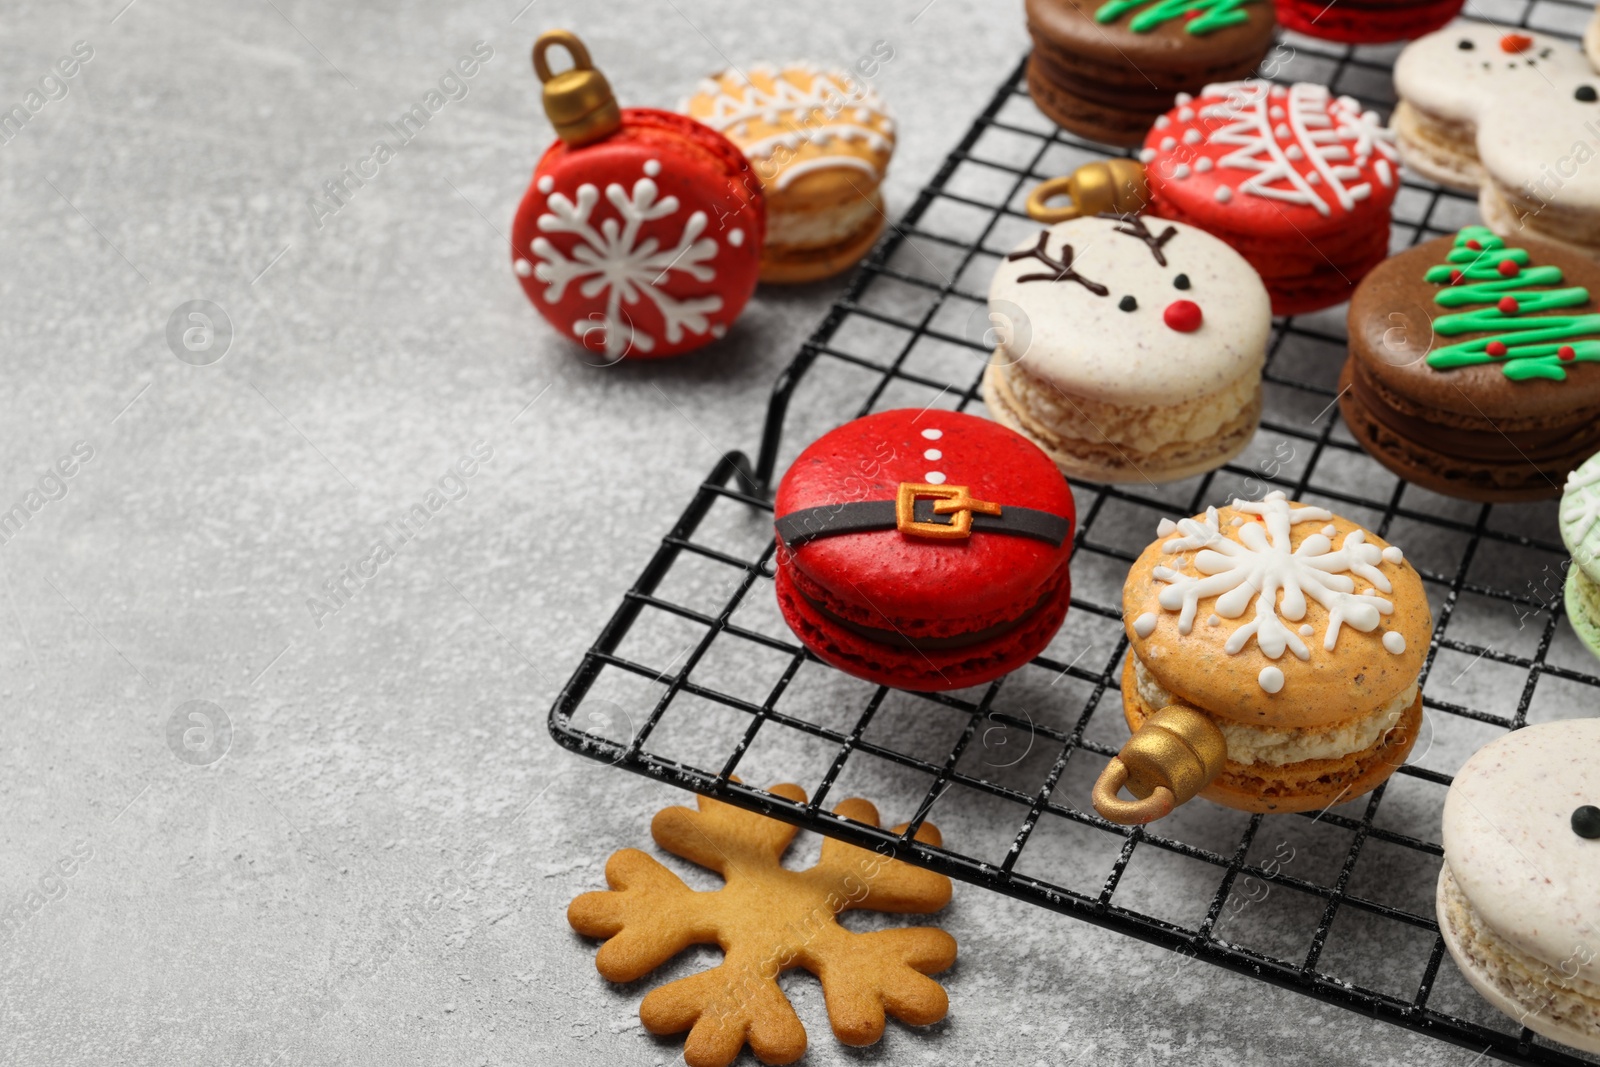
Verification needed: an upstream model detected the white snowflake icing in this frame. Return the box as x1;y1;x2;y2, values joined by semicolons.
1196;82;1397;218
530;172;722;358
1562;462;1600;553
1150;492;1399;688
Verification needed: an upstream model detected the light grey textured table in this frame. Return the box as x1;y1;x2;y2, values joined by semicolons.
0;1;1546;1064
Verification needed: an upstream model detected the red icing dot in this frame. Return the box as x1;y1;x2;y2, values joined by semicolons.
1487;341;1509;357
1498;296;1519;314
1163;299;1203;333
1183;7;1201;16
1500;33;1534;53
1449;269;1465;285
1497;259;1519;277
1466;239;1483;250
1560;345;1577;361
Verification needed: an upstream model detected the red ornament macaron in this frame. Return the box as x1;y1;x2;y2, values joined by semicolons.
1141;80;1399;315
512;32;765;362
1271;0;1462;44
774;410;1075;692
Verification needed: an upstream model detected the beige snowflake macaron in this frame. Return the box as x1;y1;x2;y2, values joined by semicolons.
684;62;895;283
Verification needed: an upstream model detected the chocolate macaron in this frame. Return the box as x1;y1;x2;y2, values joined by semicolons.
1341;225;1600;502
773;409;1075;692
1024;0;1276;147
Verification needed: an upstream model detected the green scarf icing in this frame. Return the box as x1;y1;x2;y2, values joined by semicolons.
1093;0;1260;34
1424;226;1600;382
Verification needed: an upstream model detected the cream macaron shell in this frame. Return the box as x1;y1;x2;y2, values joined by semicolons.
987;215;1269;408
1439;719;1600;1052
1395;25;1590;144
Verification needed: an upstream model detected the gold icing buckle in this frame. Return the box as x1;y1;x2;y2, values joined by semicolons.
894;482;1001;541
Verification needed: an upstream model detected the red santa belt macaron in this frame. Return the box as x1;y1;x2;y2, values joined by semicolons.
773;409;1075;693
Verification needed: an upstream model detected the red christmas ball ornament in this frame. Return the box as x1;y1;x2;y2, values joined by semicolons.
1496;259;1519;277
511;31;765;361
1486;341;1508;357
1497;296;1519;314
1560;345;1577;362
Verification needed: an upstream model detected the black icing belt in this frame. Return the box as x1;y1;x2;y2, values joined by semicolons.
792;581;1057;652
774;499;1070;549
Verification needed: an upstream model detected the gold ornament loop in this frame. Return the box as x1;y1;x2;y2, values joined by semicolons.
533;30;622;147
1025;159;1150;224
1092;702;1226;826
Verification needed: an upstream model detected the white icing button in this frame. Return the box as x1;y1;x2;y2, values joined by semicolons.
1274;123;1291;140
1382;546;1404;565
1259;666;1285;694
1322;525;1337;537
1157;518;1177;536
1173;164;1191;179
728;229;745;247
643;159;662;177
1154;114;1171;129
924;449;942;460
1307;173;1321;185
1139;148;1158;163
1178;107;1194;122
1383;631;1406;655
1300;624;1314;637
1229;516;1244;527
1195;158;1213;173
1183;128;1202;145
1270;106;1285;119
1207;613;1222;627
710;323;727;339
1134;612;1158;638
1160;136;1177;151
1286;146;1304;161
536;175;554;194
921;428;942;440
1175;92;1192;105
1215;186;1233;203
514;259;533;277
925;471;946;484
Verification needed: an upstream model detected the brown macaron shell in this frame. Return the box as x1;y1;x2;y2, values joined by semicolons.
1025;0;1276;145
1122;502;1430;729
1121;657;1424;813
1343;235;1600;502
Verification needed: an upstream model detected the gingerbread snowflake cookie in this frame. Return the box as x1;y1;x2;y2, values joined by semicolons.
568;783;956;1067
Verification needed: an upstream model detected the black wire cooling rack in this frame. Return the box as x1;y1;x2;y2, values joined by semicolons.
551;7;1600;1065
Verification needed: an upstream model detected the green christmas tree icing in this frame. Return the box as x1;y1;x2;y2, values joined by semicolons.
1425;226;1600;382
1094;0;1260;34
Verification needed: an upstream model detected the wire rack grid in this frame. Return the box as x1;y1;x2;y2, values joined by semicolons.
551;6;1600;1065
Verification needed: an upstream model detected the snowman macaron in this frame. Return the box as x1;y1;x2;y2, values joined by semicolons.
1439;719;1600;1052
983;212;1271;484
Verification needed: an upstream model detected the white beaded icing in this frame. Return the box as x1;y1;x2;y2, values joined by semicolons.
1134;612;1158;638
1259;666;1285;694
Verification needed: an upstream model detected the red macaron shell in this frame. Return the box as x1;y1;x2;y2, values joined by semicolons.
1273;0;1463;44
773;409;1075;691
512;109;764;360
1142;82;1399;314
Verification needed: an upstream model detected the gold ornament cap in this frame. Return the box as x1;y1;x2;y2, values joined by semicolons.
1026;159;1149;224
534;30;622;147
1093;703;1226;825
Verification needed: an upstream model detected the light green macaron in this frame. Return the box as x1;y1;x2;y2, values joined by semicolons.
1560;452;1600;660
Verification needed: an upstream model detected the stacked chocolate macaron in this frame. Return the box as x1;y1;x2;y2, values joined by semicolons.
1024;0;1276;146
773;409;1075;692
1341;225;1600;502
1141;80;1399;315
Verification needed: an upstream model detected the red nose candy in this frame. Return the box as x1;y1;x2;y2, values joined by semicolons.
1164;299;1203;333
1497;259;1519;277
1500;33;1533;53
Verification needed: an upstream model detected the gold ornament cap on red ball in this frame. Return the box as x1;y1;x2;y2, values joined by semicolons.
533;30;621;146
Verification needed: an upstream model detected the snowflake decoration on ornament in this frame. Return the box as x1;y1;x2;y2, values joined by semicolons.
530;174;722;358
1199;82;1396;217
1152;491;1395;662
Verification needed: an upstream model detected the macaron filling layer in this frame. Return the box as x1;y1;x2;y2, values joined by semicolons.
1132;655;1417;768
766;192;882;250
1440;865;1600;1036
